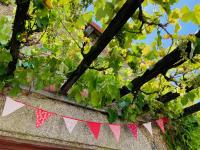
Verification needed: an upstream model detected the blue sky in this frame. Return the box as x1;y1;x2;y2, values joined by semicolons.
141;0;199;46
89;0;199;47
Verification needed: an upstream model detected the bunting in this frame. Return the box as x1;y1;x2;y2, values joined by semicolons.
127;124;138;140
109;124;121;142
0;96;169;143
143;122;153;136
1;97;25;116
35;109;53;128
87;122;101;139
63;117;78;134
156;118;165;133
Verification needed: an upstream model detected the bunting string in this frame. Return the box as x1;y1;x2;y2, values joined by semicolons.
1;96;169;141
14;99;168;126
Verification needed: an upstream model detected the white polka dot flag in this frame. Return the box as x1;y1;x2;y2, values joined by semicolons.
35;109;53;128
1;96;169;142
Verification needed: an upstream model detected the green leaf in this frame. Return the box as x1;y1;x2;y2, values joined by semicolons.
35;80;44;90
9;86;21;96
0;64;6;76
175;23;181;33
181;6;193;22
0;81;5;91
33;0;45;9
90;91;100;107
0;16;12;45
193;4;200;25
157;30;162;47
75;92;82;103
36;16;49;29
107;108;118;123
181;5;200;25
181;97;188;105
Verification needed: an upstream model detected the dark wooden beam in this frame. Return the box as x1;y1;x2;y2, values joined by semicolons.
6;0;30;76
157;86;195;103
60;0;144;95
120;41;192;97
182;102;200;117
120;29;200;98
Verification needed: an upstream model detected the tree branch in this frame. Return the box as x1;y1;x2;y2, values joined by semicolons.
60;0;144;95
137;6;174;53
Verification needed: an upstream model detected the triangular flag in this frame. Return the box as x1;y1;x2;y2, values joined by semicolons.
63;117;78;134
87;122;101;140
143;122;153;136
156;118;165;133
109;124;121;142
162;117;169;124
127;124;138;140
2;97;25;116
35;109;53;128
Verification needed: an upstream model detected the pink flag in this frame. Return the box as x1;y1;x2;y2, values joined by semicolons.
109;124;121;142
127;124;138;140
143;122;153;136
2;97;25;116
87;122;101;139
35;109;53;128
156;118;165;133
63;117;78;134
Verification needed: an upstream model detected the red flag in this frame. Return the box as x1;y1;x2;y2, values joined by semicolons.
127;124;138;140
162;117;169;124
35;109;53;128
156;118;165;133
87;122;101;139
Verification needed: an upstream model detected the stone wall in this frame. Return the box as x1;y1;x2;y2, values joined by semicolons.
0;90;168;150
0;3;13;16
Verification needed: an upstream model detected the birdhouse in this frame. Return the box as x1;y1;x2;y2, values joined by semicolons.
84;22;103;44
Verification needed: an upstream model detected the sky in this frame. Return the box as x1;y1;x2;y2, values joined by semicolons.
172;0;199;35
89;0;199;47
139;0;199;46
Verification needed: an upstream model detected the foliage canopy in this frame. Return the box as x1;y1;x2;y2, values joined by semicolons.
0;0;200;149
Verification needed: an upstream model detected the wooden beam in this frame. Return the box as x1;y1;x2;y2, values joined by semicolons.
60;0;144;95
182;102;200;117
120;30;200;98
6;0;30;76
157;86;195;103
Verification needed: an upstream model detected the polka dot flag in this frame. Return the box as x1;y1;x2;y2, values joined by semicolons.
35;109;53;128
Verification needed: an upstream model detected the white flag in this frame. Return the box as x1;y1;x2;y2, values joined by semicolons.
2;97;25;116
63;117;78;134
143;122;153;136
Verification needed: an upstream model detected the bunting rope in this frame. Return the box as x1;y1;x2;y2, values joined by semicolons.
14;99;168;126
0;96;169;141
